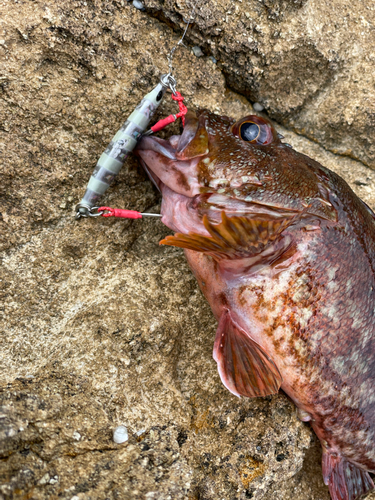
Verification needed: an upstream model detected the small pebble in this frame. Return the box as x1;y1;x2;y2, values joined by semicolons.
253;102;264;112
192;46;204;57
72;431;81;441
113;425;129;444
132;0;145;10
135;428;147;441
38;473;50;485
209;56;217;64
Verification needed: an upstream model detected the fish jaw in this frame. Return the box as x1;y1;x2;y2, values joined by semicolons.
136;110;210;200
136;142;203;198
158;185;210;235
136;110;215;236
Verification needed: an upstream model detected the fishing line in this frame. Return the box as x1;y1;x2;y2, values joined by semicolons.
167;0;199;76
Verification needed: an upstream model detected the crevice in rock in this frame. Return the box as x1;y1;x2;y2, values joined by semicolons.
139;4;373;171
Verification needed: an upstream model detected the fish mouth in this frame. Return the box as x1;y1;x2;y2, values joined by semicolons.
136;109;206;161
135;110;208;199
136;135;178;161
135;110;211;234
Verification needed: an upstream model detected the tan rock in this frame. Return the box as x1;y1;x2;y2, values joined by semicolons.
1;1;374;499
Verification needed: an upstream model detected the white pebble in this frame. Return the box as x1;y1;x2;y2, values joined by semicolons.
192;46;204;57
38;473;50;485
253;102;264;112
72;431;81;441
132;0;145;10
113;425;129;444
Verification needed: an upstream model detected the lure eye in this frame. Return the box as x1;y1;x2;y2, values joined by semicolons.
232;115;277;145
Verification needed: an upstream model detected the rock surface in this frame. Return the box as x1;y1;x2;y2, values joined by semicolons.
146;0;375;169
1;1;375;499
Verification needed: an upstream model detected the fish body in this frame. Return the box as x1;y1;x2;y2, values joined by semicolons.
136;110;375;500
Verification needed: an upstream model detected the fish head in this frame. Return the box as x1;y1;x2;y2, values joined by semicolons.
136;109;336;236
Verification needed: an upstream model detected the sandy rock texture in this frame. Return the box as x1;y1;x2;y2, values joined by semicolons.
146;0;375;169
1;0;375;499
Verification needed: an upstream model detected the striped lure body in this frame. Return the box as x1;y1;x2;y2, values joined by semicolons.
76;81;166;217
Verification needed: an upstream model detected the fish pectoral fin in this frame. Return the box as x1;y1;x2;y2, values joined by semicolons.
160;211;294;260
322;450;374;500
213;309;282;398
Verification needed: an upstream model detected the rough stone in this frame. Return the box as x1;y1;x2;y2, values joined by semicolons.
144;0;375;169
1;1;375;499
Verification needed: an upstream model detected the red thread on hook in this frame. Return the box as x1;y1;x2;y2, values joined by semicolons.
150;115;176;133
98;207;143;219
172;91;188;126
151;90;187;133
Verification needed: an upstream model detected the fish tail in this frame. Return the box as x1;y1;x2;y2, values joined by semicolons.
322;450;374;500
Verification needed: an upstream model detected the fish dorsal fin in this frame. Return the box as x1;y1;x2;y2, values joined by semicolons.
213;310;282;398
160;212;293;260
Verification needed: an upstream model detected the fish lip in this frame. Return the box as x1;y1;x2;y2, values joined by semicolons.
135;109;201;160
135;112;203;199
138;158;163;193
136;135;178;160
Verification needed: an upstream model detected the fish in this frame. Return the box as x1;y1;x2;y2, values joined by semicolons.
136;109;375;500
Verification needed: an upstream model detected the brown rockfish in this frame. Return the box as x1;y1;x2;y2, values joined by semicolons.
136;110;375;500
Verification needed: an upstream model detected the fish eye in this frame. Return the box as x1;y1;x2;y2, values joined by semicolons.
232;115;277;145
239;122;261;142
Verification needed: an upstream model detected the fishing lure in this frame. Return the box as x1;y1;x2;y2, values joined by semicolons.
75;74;171;219
75;2;195;220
